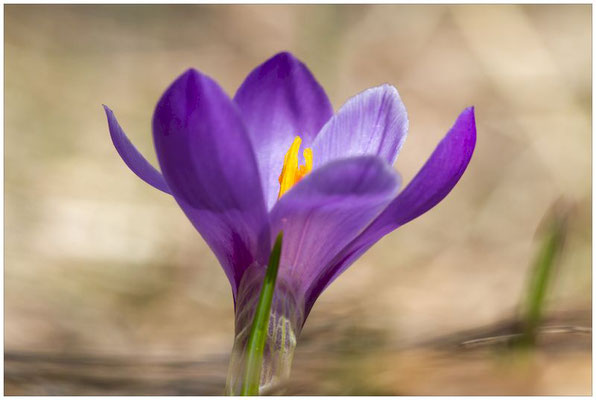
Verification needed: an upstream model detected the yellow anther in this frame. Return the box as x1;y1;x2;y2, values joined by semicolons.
278;136;313;199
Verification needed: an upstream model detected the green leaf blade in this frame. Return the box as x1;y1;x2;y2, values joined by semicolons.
240;231;284;396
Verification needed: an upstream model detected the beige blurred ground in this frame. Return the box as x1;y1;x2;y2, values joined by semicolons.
4;4;591;395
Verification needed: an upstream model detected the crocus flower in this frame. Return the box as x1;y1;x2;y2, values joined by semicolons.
104;52;476;393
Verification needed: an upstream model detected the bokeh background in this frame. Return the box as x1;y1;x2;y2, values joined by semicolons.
5;4;591;395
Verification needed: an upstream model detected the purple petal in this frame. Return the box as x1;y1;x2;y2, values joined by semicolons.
269;156;401;301
103;105;171;194
234;52;334;210
152;69;270;296
306;107;477;313
311;84;408;168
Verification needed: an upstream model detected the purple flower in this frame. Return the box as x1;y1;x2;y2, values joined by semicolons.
104;51;476;321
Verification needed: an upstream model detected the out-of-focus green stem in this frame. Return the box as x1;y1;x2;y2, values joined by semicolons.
519;201;569;346
240;232;283;396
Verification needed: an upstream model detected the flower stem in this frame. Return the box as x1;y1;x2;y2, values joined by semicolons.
240;232;283;396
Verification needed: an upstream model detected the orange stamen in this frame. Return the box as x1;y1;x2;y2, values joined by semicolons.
278;136;313;199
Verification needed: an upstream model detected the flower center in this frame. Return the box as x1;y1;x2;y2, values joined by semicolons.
278;136;313;199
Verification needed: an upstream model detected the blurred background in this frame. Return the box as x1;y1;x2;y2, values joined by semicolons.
5;4;591;395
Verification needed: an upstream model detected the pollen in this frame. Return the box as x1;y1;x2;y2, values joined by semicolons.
278;136;313;199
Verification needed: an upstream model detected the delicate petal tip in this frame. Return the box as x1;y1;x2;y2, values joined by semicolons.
457;106;476;133
153;68;219;142
311;83;409;168
182;67;200;76
447;106;477;159
388;105;477;228
235;51;330;111
179;68;208;88
157;68;203;104
251;51;307;79
460;105;476;128
358;83;410;162
103;104;171;194
268;51;298;65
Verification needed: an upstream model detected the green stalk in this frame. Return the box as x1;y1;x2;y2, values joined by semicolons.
240;232;284;396
519;201;569;346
